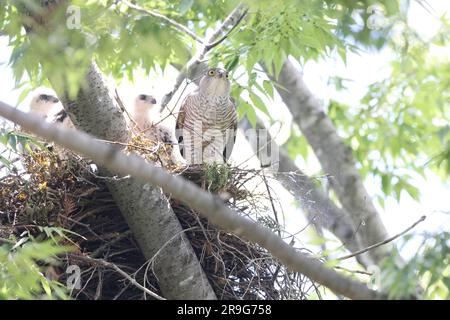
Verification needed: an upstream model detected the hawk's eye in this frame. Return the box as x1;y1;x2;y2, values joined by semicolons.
225;73;230;79
208;70;216;76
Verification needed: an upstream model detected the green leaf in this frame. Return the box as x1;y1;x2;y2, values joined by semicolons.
246;50;259;74
17;85;33;106
41;278;53;297
249;91;269;116
404;182;420;201
179;0;194;15
263;80;274;99
381;174;391;195
0;154;13;170
225;55;239;71
0;132;8;145
7;134;17;152
384;1;400;15
272;50;285;78
242;101;256;128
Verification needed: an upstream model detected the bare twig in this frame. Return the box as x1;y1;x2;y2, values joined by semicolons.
204;7;249;50
0;100;383;300
334;266;373;276
338;215;426;261
120;0;203;44
70;254;166;300
114;89;139;130
261;172;281;237
160;4;248;111
91;230;133;258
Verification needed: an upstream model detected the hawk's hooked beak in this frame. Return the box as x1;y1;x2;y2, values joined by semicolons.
149;97;157;104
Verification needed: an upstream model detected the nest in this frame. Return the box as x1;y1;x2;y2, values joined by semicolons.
0;134;315;300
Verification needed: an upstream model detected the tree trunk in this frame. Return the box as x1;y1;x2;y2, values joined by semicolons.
264;60;392;264
14;0;216;299
53;62;216;299
240;117;373;267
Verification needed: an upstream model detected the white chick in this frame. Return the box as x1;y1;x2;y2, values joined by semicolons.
129;94;185;166
29;93;61;120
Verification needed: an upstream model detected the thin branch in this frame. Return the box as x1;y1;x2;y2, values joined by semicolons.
70;254;165;300
338;215;426;261
114;88;139;130
0;100;383;300
204;7;249;50
160;4;248;111
120;0;203;44
334;266;373;276
91;230;133;258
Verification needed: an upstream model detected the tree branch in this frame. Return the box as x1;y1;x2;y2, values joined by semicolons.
239;116;373;268
0;100;383;300
264;60;394;265
338;215;426;261
120;0;203;44
70;254;165;300
204;7;248;50
14;0;217;300
160;4;248;111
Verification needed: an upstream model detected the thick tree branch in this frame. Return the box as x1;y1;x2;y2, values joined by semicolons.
49;62;215;300
0;101;384;300
14;0;216;300
264;60;394;264
240;117;373;268
120;0;203;44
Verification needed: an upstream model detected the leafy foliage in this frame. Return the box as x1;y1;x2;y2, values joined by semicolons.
0;0;398;111
380;231;450;299
327;23;450;203
0;239;70;300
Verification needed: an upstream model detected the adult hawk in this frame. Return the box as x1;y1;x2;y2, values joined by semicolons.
176;68;237;165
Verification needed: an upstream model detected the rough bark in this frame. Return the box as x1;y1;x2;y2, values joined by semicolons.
14;0;216;299
0;100;385;300
264;60;392;264
240;117;373;267
53;63;216;299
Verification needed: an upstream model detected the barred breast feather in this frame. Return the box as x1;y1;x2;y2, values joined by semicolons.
176;92;237;164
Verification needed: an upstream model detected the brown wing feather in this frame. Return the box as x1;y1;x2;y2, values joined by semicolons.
175;96;189;158
223;98;238;161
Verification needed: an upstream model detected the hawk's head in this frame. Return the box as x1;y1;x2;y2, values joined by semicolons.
29;93;60;118
198;68;231;97
134;94;157;112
